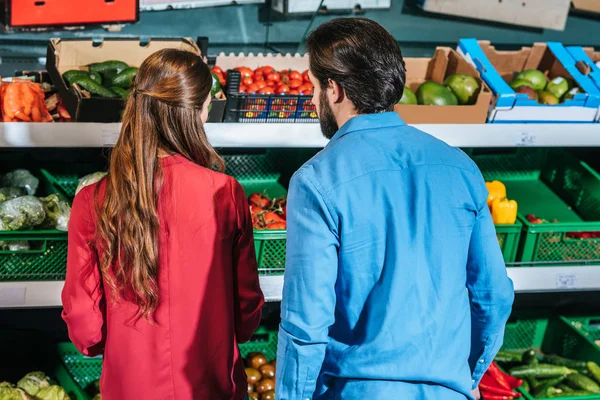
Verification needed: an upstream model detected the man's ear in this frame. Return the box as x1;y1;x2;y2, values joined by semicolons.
328;78;345;104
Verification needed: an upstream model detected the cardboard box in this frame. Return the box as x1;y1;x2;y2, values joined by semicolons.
6;0;138;30
567;46;600;118
214;52;309;72
572;0;600;13
46;37;225;123
393;47;492;124
458;39;600;123
417;0;570;31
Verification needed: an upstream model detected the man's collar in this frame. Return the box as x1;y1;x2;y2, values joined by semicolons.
328;112;406;145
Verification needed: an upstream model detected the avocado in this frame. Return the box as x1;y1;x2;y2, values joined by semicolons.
443;74;480;105
416;81;458;106
398;87;417;105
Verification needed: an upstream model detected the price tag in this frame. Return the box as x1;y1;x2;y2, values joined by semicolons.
101;129;119;147
0;286;26;306
514;132;536;147
556;273;577;290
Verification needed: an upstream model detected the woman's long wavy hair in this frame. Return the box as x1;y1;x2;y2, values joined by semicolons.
95;48;224;320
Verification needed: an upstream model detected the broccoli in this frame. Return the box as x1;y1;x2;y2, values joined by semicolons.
40;194;71;231
0;196;45;230
0;170;39;196
0;187;26;202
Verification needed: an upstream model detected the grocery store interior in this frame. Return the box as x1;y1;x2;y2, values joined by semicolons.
2;0;600;399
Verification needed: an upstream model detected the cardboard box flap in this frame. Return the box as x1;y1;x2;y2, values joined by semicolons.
568;46;600;92
50;37;199;74
572;0;600;13
215;53;309;71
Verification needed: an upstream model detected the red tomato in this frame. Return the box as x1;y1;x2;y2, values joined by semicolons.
298;83;314;95
243;77;254;86
259;87;275;95
266;72;281;83
236;67;253;79
289;89;300;95
253;73;265;82
256;80;267;89
247;83;260;94
213;71;226;87
276;85;290;95
265;80;276;88
253;68;264;77
249;193;271;208
263;212;284;224
211;66;223;75
289;70;302;81
288;79;302;89
280;69;290;75
261;66;275;75
266;221;286;230
250;205;263;214
239;85;247;94
302;70;310;82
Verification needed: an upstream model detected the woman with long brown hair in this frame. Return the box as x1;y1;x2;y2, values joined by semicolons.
62;48;264;400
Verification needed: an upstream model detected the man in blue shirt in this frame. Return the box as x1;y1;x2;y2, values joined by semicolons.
276;18;514;400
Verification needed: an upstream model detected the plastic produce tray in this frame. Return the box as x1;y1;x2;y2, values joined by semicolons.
562;316;600;351
474;149;600;263
502;315;600;400
57;328;278;400
496;221;522;263
0;170;69;281
224;152;287;275
224;70;318;123
41;169;79;199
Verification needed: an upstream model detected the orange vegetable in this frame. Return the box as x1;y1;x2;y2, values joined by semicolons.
492;198;518;224
486;181;507;208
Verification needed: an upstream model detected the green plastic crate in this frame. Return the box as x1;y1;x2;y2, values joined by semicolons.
501;315;600;400
57;328;278;400
496;221;522;263
475;149;600;263
41;169;79;199
562;316;600;351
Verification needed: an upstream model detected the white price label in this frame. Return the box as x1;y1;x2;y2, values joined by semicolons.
101;129;119;147
556;273;577;290
0;286;26;306
514;132;536;147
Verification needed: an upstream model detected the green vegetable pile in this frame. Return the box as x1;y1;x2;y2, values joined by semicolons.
0;372;70;400
0;170;71;232
62;60;139;100
496;349;600;398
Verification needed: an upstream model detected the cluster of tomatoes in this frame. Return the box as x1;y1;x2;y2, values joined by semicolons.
248;193;287;230
211;65;314;96
245;352;276;400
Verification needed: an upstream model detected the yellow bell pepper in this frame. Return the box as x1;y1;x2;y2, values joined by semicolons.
486;180;507;208
492;198;518;224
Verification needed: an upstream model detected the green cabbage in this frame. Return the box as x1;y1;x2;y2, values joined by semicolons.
40;194;71;231
0;170;39;196
16;372;49;396
0;196;45;230
0;387;32;400
0;187;26;202
35;386;70;400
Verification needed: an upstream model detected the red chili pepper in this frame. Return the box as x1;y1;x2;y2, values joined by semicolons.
481;393;513;400
479;381;520;397
487;362;513;390
502;374;523;390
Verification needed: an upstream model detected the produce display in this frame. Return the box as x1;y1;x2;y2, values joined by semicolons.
245;352;276;400
479;361;524;399
508;70;579;105
0;169;70;233
62;60;139;100
212;65;314;96
493;349;600;398
248;193;287;230
398;74;480;106
486;180;518;225
0;372;70;400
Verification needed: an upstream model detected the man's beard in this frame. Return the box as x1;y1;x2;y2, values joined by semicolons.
318;89;338;139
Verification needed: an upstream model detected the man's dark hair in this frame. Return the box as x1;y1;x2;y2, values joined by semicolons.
306;17;406;114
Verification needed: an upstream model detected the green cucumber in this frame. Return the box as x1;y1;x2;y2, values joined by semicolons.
211;73;222;97
63;70;102;85
509;364;572;378
496;350;523;363
89;60;129;75
109;67;138;89
521;379;530;392
70;76;118;98
532;377;565;397
565;373;600;393
588;362;600;384
543;355;587;370
549;390;594;397
557;383;573;393
110;87;130;99
523;349;538;365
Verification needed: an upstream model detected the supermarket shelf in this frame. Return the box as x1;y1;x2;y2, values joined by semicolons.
2;267;600;308
0;275;285;309
0;122;600;148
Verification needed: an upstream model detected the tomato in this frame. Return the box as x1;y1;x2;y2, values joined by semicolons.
213;71;226;87
265;80;276;88
255;80;267;90
288;79;302;89
236;67;253;79
298;83;314;95
250;205;263;214
280;74;290;85
289;89;300;95
249;193;270;208
266;221;286;230
253;73;265;82
238;85;247;94
266;72;281;83
247;83;260;94
302;70;310;82
289;70;302;81
280;69;290;75
276;85;290;95
259;87;275;95
263;212;284;224
261;65;275;75
243;77;254;86
253;68;264;77
211;66;223;75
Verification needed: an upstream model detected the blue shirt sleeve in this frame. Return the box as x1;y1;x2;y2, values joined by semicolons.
276;170;339;400
467;190;515;389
